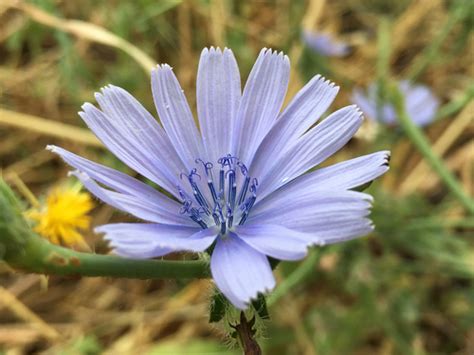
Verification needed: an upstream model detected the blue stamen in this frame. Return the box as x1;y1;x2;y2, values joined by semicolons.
196;158;219;203
226;169;237;209
191;215;208;229
218;154;238;168
208;181;219;203
182;168;210;213
238;178;258;225
237;176;250;205
226;204;233;228
189;206;208;229
191;183;210;212
219;169;224;198
177;156;259;230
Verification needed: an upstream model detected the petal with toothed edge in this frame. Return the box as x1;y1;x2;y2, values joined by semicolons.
197;47;241;163
250;74;338;174
251;190;372;224
295;218;374;245
248;190;374;244
79;104;178;193
232;48;290;164
234;224;310;260
258;105;364;199
70;171;194;226
211;233;275;310
96;224;218;258
151;65;204;169
255;151;390;209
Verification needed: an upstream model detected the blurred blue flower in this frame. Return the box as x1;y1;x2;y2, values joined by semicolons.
352;81;439;127
302;30;350;57
48;47;389;309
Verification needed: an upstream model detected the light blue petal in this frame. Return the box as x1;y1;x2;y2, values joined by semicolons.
96;223;218;258
234;224;309;260
257;105;363;199
197;47;241;162
248;190;374;244
151;65;204;168
256;151;390;208
48;145;180;201
79;103;178;193
251;74;339;177
70;171;193;226
352;81;439;127
211;233;275;310
232;48;290;164
403;82;439;126
352;88;377;121
95;86;185;184
303;30;350;57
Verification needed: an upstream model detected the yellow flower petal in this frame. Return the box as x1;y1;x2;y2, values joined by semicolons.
26;187;94;249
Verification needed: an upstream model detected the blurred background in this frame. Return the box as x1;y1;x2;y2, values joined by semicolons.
0;0;473;354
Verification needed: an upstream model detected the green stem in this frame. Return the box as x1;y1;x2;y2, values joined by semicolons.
267;250;320;307
406;218;474;230
0;179;210;279
376;17;391;121
407;0;467;81
435;83;474;121
6;235;210;279
391;87;474;214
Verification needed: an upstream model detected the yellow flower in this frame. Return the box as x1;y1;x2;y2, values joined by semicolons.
26;185;94;249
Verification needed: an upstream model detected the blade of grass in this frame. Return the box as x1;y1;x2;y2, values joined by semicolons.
399;100;474;194
391;86;474;214
4;0;157;74
376;17;391;121
267;250;320;307
0;108;101;147
406;0;468;81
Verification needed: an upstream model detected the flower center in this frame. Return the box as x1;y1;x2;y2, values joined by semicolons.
177;154;258;233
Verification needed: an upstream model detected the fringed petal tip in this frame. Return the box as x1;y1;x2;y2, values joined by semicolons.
151;63;174;75
201;46;234;55
45;144;57;152
67;169;88;180
382;151;391;167
258;47;290;64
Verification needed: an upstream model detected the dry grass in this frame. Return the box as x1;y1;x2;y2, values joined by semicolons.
0;0;472;353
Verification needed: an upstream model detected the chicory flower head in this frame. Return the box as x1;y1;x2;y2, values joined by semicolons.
48;47;389;309
302;30;350;57
352;80;439;127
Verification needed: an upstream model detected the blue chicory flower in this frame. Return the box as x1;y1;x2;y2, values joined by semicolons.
302;30;350;57
352;80;439;127
48;48;389;309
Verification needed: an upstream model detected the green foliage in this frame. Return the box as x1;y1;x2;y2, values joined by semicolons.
265;191;473;354
1;0;473;353
0;179;29;261
59;335;102;355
